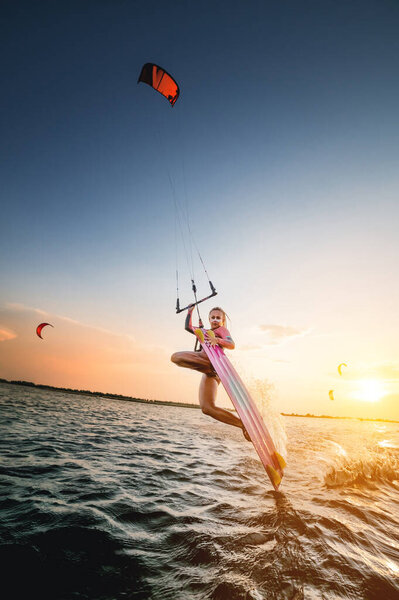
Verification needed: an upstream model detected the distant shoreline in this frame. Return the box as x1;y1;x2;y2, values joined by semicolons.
280;412;399;424
1;378;398;424
0;378;200;410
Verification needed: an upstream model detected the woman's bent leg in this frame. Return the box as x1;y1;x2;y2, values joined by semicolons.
172;351;250;441
171;350;217;377
199;374;249;434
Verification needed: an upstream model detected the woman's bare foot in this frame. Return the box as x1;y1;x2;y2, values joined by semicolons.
242;425;251;442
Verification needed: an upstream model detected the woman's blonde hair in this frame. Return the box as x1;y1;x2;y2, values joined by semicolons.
208;306;229;327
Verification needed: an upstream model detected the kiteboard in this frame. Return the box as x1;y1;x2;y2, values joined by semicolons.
194;328;286;491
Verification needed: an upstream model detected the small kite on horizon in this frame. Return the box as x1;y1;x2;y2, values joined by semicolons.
329;390;334;401
36;322;54;339
338;363;347;376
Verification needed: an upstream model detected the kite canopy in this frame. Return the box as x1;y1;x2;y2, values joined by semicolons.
329;390;334;401
338;363;347;376
138;63;179;106
36;322;53;339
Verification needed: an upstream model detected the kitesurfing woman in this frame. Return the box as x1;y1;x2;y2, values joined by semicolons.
171;306;250;441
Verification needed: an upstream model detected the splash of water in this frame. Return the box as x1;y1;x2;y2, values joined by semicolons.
324;449;399;488
247;378;287;459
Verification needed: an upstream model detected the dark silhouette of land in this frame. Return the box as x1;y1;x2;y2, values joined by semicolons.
1;378;398;423
0;377;199;409
280;412;399;424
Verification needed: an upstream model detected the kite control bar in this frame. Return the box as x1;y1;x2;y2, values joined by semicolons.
176;280;217;314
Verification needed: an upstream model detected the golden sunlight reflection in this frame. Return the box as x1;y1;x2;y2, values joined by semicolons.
352;379;386;403
386;560;399;575
329;440;347;457
378;439;399;449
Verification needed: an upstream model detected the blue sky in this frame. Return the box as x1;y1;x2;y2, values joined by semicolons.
1;0;399;418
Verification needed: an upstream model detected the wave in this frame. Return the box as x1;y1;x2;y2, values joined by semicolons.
324;452;399;488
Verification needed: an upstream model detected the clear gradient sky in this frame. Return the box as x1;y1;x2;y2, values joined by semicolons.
1;0;399;420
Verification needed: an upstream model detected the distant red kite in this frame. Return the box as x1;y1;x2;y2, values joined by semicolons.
36;322;54;339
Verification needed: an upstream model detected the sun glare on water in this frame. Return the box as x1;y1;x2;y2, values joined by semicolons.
353;379;386;403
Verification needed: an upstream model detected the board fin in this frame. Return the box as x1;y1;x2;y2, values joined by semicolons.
274;452;286;471
266;465;281;489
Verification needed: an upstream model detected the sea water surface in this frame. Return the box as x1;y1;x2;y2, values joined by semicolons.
0;382;398;600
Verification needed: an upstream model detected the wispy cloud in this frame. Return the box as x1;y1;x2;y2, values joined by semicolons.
270;358;290;363
6;302;47;315
258;324;309;345
372;363;399;381
0;327;17;342
337;362;399;382
239;344;263;351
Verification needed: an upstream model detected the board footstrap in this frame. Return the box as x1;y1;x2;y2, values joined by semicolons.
274;452;287;471
266;465;282;489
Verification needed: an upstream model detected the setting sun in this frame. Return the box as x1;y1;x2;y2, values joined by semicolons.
353;379;386;403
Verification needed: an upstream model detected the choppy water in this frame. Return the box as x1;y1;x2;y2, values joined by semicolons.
1;383;398;599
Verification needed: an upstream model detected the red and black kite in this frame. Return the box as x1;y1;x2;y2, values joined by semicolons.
36;322;54;339
138;63;179;106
